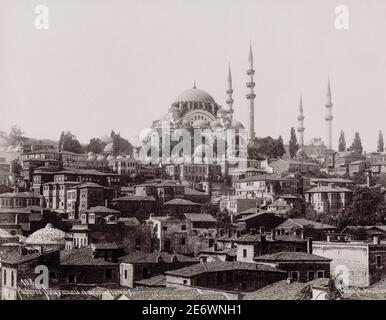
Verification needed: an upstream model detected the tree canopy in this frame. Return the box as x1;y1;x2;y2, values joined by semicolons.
248;136;286;160
338;130;346;152
289;127;299;159
378;130;384;153
59;131;84;154
349;132;363;154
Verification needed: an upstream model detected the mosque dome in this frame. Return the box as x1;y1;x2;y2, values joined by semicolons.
25;224;65;245
192;119;210;129
174;87;215;104
104;142;114;153
231;120;245;129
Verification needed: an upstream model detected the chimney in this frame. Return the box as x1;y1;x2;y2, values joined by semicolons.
300;230;305;239
373;235;381;245
307;238;313;254
105;199;108;207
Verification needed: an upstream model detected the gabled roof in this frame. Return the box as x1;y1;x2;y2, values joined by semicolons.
86;206;120;215
60;247;117;266
113;195;156;202
236;174;286;183
235;233;305;244
253;251;332;262
164;199;201;206
165;261;286;278
184;213;217;223
276;218;336;230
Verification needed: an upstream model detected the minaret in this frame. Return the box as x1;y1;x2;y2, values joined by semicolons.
297;95;305;147
226;64;234;121
325;79;333;150
246;42;256;144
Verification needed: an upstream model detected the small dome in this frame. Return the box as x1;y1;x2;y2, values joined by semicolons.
210;120;223;128
26;224;65;245
97;155;106;161
87;155;96;161
116;155;124;160
104;142;114;153
232;120;245;129
192;119;210;129
217;108;228;118
181;119;191;128
107;155;116;161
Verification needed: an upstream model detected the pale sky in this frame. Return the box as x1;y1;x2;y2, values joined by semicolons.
1;0;386;151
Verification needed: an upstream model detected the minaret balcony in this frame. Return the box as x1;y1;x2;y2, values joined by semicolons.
246;82;255;88
226;89;233;94
246;70;255;76
246;93;256;99
297;127;305;132
297;116;304;121
325;115;333;121
226;98;234;104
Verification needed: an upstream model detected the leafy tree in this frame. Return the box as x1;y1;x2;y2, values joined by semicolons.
248;136;286;160
289;127;299;159
200;202;220;216
338;130;346;152
8;126;25;146
111;131;133;156
339;186;386;227
85;138;105;154
59;131;84;154
276;135;286;157
349;132;363;154
378;130;384;153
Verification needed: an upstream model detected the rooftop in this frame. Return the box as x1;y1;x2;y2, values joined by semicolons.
184;213;217;223
60;247;118;266
164;198;201;206
119;251;198;264
276;218;336;230
166;261;286;278
253;251;332;262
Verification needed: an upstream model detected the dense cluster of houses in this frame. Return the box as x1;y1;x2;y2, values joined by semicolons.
1;145;386;300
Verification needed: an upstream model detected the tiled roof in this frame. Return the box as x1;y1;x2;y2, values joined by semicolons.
134;275;166;287
253;251;332;262
113;195;156;202
184;213;217;222
310;178;353;184
69;182;104;189
119;251;198;264
184;188;209;196
0;252;42;264
235;233;305;244
60;247;117;266
165;261;286;278
164;199;201;206
86;206;120;214
276;218;336;230
244;280;309;300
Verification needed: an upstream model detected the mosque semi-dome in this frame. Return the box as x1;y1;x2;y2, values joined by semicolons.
26;224;65;245
232;120;245;129
192;119;210;129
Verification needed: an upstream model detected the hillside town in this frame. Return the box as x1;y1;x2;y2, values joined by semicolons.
1;45;386;301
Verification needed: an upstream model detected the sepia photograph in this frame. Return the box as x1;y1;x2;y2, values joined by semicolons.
1;0;386;310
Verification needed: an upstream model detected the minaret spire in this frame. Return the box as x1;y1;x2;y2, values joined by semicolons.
246;42;256;144
325;78;333;150
297;95;305;147
226;63;234;121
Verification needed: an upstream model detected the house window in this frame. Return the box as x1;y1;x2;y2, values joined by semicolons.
243;249;247;258
291;271;299;281
142;267;149;278
317;271;324;278
181;225;186;231
307;271;315;281
106;270;112;281
68;275;75;283
377;255;382;268
183;279;188;285
135;238;141;251
124;270;128;279
181;237;186;245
